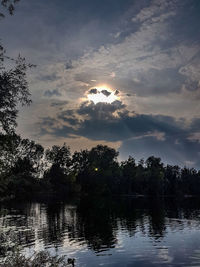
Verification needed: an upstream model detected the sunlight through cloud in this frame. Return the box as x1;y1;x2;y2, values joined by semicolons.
87;85;119;104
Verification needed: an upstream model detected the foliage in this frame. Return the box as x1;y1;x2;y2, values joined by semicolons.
0;0;32;134
0;0;20;18
1;136;200;200
0;55;32;134
45;144;71;172
0;134;44;199
0;134;44;174
0;250;70;267
0;231;74;266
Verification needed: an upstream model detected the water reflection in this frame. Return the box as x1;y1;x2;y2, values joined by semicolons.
1;197;200;266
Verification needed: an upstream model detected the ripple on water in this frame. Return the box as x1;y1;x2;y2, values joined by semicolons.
1;199;200;266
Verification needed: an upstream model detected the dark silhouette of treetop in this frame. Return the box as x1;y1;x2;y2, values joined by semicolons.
0;0;33;134
0;0;20;18
0;56;32;133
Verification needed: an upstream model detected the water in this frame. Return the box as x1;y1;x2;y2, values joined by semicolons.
1;197;200;266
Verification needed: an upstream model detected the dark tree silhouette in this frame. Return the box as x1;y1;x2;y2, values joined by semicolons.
121;156;137;194
1;140;200;199
0;0;32;134
145;156;164;196
45;144;71;172
0;55;32;133
0;0;20;18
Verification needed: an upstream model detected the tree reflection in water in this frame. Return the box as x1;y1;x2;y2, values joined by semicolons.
1;197;200;261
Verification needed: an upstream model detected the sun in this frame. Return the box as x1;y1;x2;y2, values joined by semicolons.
87;85;119;104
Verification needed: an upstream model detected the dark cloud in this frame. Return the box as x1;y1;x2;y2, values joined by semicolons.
101;89;111;97
185;79;200;92
65;60;73;70
50;100;69;107
38;100;187;142
40;117;57;127
59;110;75;117
88;88;98;94
61;117;80;126
38;73;60;82
76;113;186;142
77;100;126;120
36;116;58;136
44;89;61;97
190;118;200;132
37;98;200;166
57;109;80;126
88;88;115;97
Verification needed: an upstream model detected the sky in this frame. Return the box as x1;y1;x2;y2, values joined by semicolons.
1;0;200;167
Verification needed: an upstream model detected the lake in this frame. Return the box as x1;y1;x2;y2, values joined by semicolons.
1;196;200;266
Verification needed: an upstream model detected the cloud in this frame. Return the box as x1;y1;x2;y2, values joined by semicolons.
76;100;126;120
15;0;200;121
50;100;69;107
36;95;200;167
101;89;111;97
37;73;60;82
44;89;62;97
88;88;98;94
132;0;177;24
88;88;113;98
119;134;200;168
65;60;73;70
38;99;188;143
57;109;80;127
4;0;199;167
36;103;181;136
56;0;199;104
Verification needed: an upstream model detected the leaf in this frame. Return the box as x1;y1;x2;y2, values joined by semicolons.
8;4;14;15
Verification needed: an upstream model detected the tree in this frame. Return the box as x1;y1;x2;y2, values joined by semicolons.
72;150;89;174
0;134;44;175
0;134;44;198
145;156;164;196
120;156;137;194
0;0;20;18
0;0;32;134
44;163;67;193
44;144;75;193
0;1;36;199
73;145;119;195
0;56;32;133
45;144;71;173
88;145;119;170
164;165;180;195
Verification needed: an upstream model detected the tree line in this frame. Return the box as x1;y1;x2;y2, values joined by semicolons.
1;135;200;199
